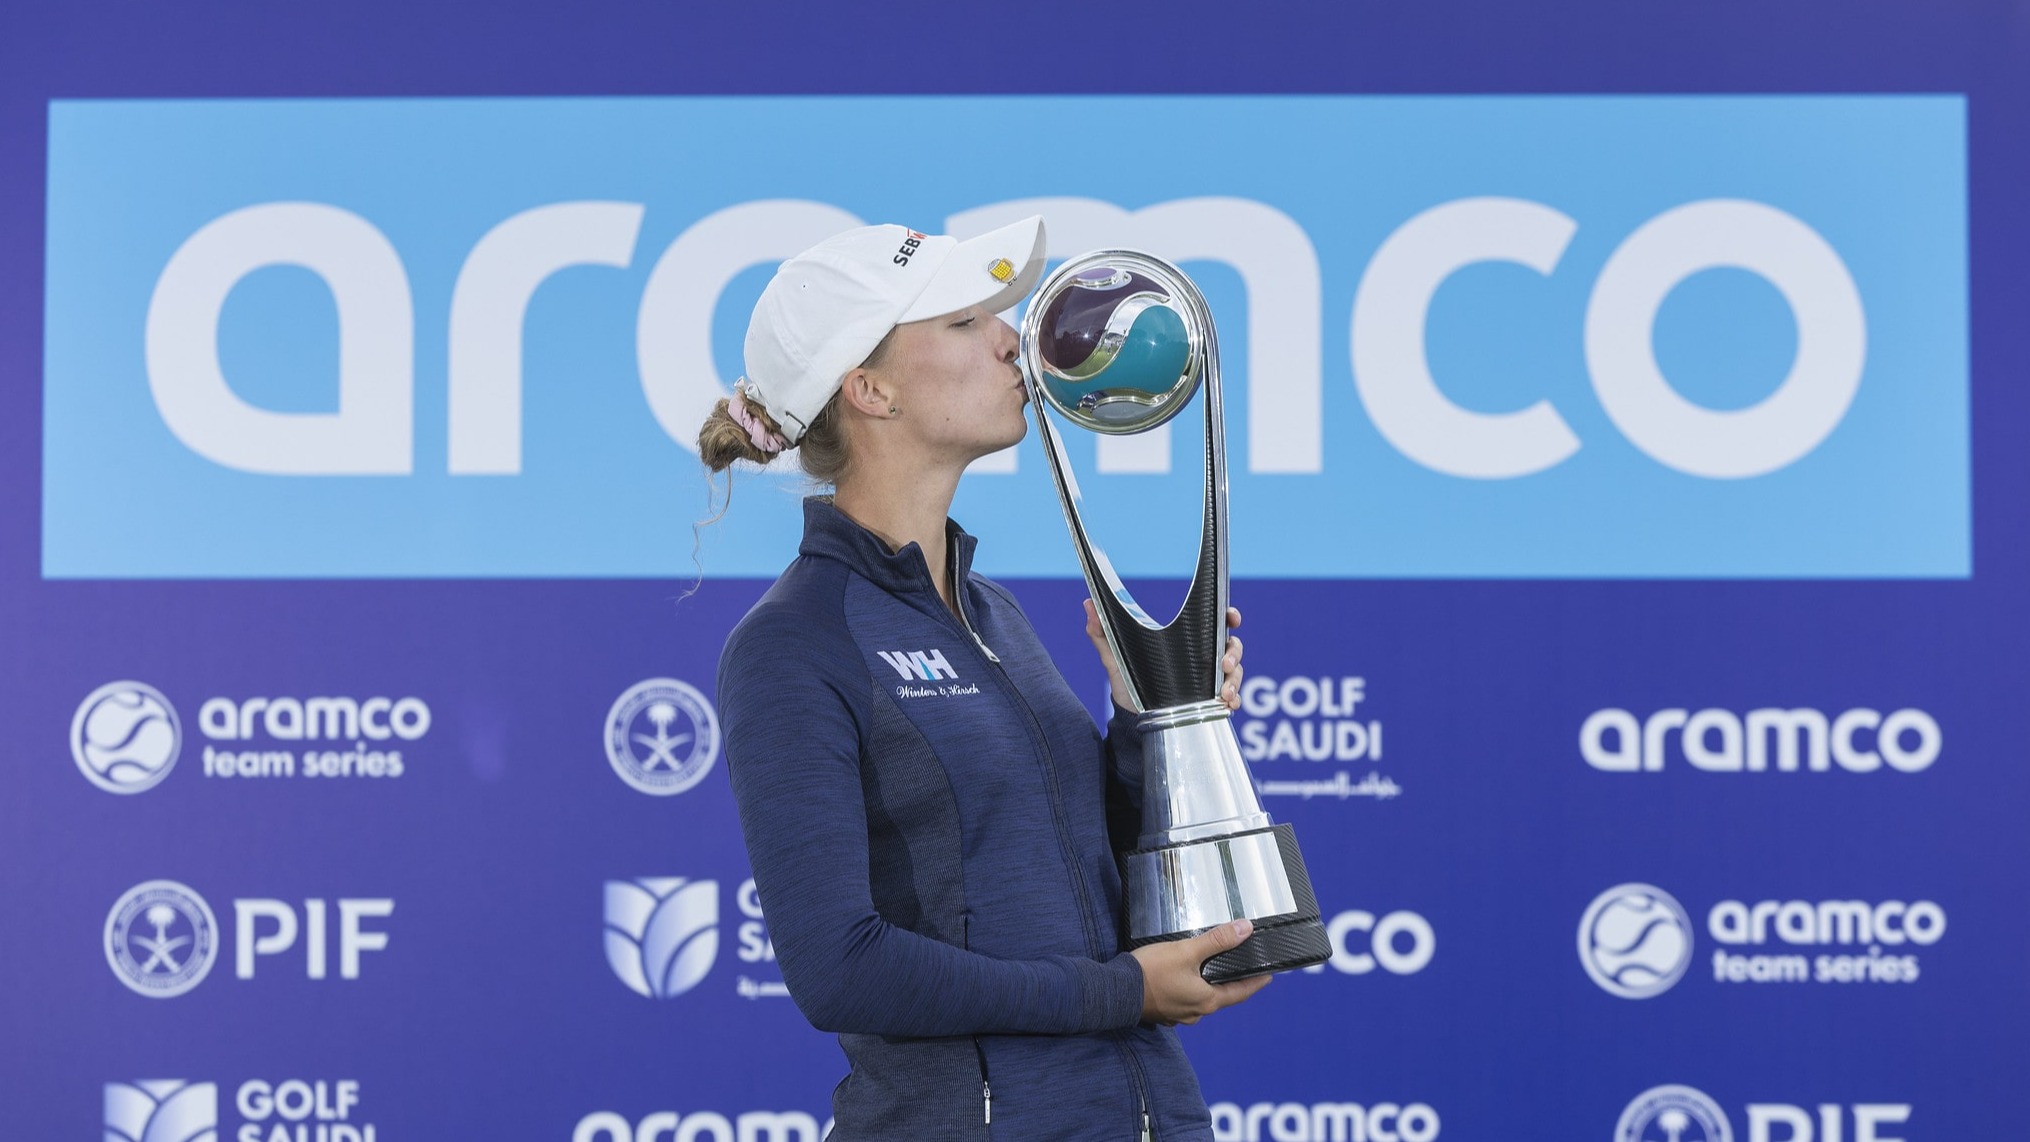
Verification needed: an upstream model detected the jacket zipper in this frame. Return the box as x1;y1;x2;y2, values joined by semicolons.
965;916;993;1130
945;550;1113;1132
975;1040;993;1128
942;551;1105;959
946;548;1001;663
1113;1031;1154;1141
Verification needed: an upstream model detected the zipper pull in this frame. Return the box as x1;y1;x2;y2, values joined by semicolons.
1140;1109;1152;1141
971;627;1001;663
983;1080;992;1125
949;548;1000;663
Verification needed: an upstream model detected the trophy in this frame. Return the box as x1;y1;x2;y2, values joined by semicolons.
1018;250;1331;982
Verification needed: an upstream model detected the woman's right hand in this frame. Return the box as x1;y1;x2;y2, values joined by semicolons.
1130;919;1274;1025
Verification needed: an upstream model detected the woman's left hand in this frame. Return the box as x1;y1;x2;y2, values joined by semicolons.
1085;601;1244;712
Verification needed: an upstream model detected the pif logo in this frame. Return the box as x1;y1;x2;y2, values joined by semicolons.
1617;1085;1914;1142
1617;1085;1732;1142
104;881;393;998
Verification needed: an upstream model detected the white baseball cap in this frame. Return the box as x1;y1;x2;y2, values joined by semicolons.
741;215;1048;443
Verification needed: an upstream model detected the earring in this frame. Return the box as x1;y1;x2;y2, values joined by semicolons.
888;406;900;416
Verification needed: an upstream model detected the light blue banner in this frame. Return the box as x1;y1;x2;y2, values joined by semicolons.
44;95;1967;578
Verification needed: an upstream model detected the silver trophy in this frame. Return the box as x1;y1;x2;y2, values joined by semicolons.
1018;250;1330;982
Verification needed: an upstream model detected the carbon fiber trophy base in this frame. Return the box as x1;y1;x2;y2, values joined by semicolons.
1124;824;1332;983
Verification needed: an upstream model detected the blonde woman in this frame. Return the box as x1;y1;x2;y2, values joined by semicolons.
700;216;1261;1141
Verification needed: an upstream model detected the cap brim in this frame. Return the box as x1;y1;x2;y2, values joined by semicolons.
898;215;1048;323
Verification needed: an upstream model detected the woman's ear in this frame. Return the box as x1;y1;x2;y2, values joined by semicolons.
839;364;897;420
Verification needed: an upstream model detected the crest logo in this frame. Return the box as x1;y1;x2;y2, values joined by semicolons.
1616;1084;1732;1142
105;1079;218;1142
1579;883;1694;999
105;881;219;998
605;878;719;998
73;681;182;794
604;679;719;796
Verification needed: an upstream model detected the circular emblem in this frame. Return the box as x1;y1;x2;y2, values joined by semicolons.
605;678;720;796
72;681;182;794
104;880;218;998
1579;882;1694;999
1616;1084;1733;1142
1020;250;1205;435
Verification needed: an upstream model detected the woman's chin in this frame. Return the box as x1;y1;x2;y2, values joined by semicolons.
986;420;1029;455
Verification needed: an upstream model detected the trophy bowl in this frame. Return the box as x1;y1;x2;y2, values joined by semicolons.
1029;256;1205;435
1020;249;1332;983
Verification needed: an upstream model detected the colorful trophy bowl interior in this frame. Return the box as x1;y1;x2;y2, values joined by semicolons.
1032;259;1204;435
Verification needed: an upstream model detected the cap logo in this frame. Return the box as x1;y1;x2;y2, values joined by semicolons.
892;232;926;267
986;257;1015;283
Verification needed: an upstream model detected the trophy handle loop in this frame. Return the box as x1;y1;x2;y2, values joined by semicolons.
1022;250;1230;714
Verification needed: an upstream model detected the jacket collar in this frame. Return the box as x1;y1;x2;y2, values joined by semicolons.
798;496;980;597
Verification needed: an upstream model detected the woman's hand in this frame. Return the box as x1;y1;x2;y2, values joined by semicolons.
1086;602;1245;711
1130;919;1273;1025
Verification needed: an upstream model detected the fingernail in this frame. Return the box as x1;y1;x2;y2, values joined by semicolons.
1233;919;1253;938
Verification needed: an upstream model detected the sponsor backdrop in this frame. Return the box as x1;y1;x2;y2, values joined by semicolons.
4;2;2025;1139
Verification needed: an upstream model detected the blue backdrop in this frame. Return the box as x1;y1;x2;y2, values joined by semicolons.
5;2;2023;1139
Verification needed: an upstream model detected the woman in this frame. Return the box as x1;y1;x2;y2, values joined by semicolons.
698;216;1267;1141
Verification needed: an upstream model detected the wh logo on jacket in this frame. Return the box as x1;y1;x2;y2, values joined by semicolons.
877;650;958;681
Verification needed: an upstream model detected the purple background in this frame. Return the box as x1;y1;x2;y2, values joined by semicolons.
5;1;2025;1137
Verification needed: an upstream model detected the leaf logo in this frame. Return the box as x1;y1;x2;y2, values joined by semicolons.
604;878;719;998
105;1080;217;1142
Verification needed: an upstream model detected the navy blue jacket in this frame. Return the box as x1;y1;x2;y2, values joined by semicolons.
718;497;1213;1141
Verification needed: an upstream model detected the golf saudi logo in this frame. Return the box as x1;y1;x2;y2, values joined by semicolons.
1579;884;1694;999
605;878;719;998
105;1079;217;1142
73;681;182;794
1616;1085;1732;1142
605;679;719;796
105;881;219;998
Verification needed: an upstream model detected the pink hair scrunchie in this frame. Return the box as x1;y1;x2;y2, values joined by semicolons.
729;379;789;454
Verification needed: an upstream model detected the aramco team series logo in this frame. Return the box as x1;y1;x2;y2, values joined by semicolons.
106;1079;217;1142
1579;884;1694;999
73;681;182;794
605;679;719;796
1617;1085;1732;1142
105;881;219;999
605;878;719;998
